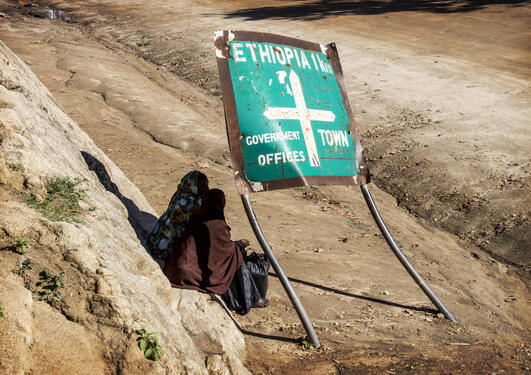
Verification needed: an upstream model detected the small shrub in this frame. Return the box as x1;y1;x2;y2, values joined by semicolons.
37;267;63;302
22;176;86;222
135;329;164;361
1;237;30;254
7;163;24;172
13;258;34;276
0;307;4;317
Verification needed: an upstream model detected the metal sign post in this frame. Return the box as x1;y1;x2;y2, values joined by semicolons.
215;30;456;347
241;194;320;347
361;184;457;322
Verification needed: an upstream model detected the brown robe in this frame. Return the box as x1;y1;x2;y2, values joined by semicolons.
163;213;243;295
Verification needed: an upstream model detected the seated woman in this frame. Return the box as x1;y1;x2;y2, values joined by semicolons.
147;171;209;265
163;188;269;315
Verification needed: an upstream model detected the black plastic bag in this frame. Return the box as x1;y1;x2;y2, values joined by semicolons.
244;251;270;299
222;261;261;315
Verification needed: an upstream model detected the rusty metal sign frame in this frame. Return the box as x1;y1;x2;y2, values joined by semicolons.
214;31;456;350
215;30;370;194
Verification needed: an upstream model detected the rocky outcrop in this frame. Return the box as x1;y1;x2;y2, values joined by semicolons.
0;42;249;374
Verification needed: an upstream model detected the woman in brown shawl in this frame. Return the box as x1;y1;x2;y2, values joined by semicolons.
164;189;269;314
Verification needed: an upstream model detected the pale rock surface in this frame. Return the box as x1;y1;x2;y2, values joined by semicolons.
0;42;250;374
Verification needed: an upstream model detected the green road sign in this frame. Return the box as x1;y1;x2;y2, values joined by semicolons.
216;31;369;193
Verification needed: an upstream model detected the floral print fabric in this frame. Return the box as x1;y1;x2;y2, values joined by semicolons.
147;171;203;261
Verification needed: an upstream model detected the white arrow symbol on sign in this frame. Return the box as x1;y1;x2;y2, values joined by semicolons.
264;70;335;167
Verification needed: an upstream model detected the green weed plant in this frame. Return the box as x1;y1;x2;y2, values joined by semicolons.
299;336;315;349
135;329;164;361
13;258;34;276
37;268;64;302
1;237;30;254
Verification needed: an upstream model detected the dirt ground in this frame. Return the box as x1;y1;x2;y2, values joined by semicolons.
0;0;529;373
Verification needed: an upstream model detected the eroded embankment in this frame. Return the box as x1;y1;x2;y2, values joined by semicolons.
0;41;250;375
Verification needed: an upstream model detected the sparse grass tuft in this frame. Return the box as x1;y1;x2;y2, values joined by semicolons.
7;163;24;172
22;176;87;222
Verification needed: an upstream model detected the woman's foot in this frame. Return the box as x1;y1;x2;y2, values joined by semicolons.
253;298;270;308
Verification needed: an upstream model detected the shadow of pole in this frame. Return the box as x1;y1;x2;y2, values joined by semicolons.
208;294;300;344
268;272;438;314
206;268;439;344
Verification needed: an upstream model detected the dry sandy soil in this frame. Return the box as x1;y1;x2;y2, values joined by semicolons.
0;0;529;373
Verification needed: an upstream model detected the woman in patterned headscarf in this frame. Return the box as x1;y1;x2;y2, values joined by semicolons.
147;171;209;264
164;188;269;315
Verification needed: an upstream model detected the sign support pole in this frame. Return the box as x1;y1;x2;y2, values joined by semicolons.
360;184;457;322
241;194;321;348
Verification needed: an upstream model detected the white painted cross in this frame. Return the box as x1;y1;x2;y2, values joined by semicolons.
263;70;335;167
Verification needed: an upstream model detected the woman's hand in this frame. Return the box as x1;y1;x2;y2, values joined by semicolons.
238;239;250;247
